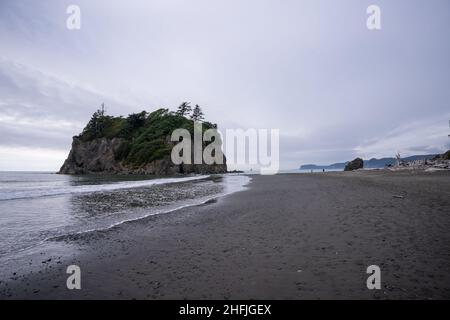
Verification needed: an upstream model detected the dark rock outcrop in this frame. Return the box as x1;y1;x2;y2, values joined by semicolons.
59;137;125;174
431;150;450;161
344;158;364;171
59;107;228;175
59;136;227;175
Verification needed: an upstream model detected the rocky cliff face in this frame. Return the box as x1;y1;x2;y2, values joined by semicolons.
58;136;227;175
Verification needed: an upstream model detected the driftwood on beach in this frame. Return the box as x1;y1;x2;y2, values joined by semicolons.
386;150;450;171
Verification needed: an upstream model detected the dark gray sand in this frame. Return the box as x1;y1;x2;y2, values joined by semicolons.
1;171;450;299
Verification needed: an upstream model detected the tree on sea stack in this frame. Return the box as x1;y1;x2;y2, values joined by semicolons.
176;102;192;117
82;103;109;138
127;111;148;129
191;105;205;121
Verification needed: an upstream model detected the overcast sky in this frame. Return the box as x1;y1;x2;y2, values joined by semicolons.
0;0;449;171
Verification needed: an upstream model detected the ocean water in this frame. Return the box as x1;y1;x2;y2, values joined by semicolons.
0;172;250;261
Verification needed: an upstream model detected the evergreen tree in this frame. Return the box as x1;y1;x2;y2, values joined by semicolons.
176;102;192;117
191;104;204;121
127;111;148;129
81;103;111;138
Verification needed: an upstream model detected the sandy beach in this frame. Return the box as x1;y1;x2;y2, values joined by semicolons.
1;170;450;300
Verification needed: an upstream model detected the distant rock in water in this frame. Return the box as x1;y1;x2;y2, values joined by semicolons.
59;108;227;175
344;158;364;171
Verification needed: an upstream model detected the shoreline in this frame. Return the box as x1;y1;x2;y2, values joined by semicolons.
1;170;450;299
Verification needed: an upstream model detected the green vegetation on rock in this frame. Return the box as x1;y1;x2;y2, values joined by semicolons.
78;104;216;167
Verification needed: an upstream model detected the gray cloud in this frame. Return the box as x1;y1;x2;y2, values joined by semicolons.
0;57;135;151
0;0;449;170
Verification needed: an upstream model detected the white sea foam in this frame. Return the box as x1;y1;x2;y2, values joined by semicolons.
0;175;210;201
